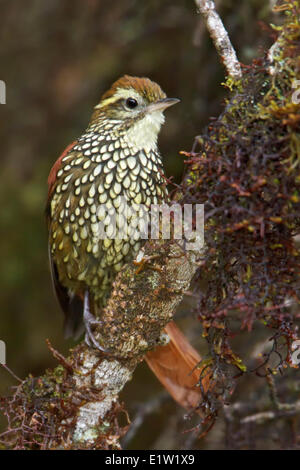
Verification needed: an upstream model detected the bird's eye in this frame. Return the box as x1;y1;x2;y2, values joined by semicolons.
125;98;138;109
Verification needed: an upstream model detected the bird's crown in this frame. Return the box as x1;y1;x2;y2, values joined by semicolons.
100;75;166;105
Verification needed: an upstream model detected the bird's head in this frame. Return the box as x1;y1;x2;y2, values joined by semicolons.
91;75;179;150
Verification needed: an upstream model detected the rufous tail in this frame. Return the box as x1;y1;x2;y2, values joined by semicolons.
145;321;211;411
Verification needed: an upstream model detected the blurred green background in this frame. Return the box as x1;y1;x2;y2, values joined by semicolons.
0;0;276;449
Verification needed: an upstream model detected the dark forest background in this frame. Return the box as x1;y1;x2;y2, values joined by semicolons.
0;0;278;449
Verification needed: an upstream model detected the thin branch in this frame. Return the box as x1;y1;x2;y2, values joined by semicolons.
0;364;22;383
194;0;242;79
241;401;300;425
267;34;282;75
122;392;169;448
267;1;291;75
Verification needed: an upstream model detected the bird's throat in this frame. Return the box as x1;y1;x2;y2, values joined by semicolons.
125;111;165;152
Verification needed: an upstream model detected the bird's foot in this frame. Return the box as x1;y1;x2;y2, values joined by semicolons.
83;291;107;353
133;250;162;275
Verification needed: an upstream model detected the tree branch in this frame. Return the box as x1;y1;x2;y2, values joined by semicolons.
72;240;202;447
1;239;203;449
194;0;242;79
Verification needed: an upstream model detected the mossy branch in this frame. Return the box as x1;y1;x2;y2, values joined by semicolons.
0;239;202;449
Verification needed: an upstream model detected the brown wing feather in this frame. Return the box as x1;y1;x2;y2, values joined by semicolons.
145;321;211;411
47;141;77;200
46;141;84;339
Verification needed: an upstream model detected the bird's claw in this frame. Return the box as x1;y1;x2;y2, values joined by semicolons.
133;251;161;275
83;291;108;353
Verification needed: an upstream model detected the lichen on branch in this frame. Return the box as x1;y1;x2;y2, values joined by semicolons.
194;0;242;79
0;239;201;449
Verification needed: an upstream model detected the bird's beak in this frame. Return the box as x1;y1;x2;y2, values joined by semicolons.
147;98;180;113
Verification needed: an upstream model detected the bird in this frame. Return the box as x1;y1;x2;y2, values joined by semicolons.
46;75;210;411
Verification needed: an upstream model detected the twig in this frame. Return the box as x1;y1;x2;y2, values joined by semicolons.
194;0;242;79
122;392;169;448
241;401;300;425
0;364;22;383
267;1;292;75
266;372;280;410
267;35;282;75
45;338;73;374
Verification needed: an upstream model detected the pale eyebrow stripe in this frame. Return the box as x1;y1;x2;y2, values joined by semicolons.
95;88;142;109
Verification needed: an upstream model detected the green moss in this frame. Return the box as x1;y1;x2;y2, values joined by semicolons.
181;1;300;381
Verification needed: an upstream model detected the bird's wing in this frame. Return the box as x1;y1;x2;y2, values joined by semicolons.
46;140;78;201
46;141;84;339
